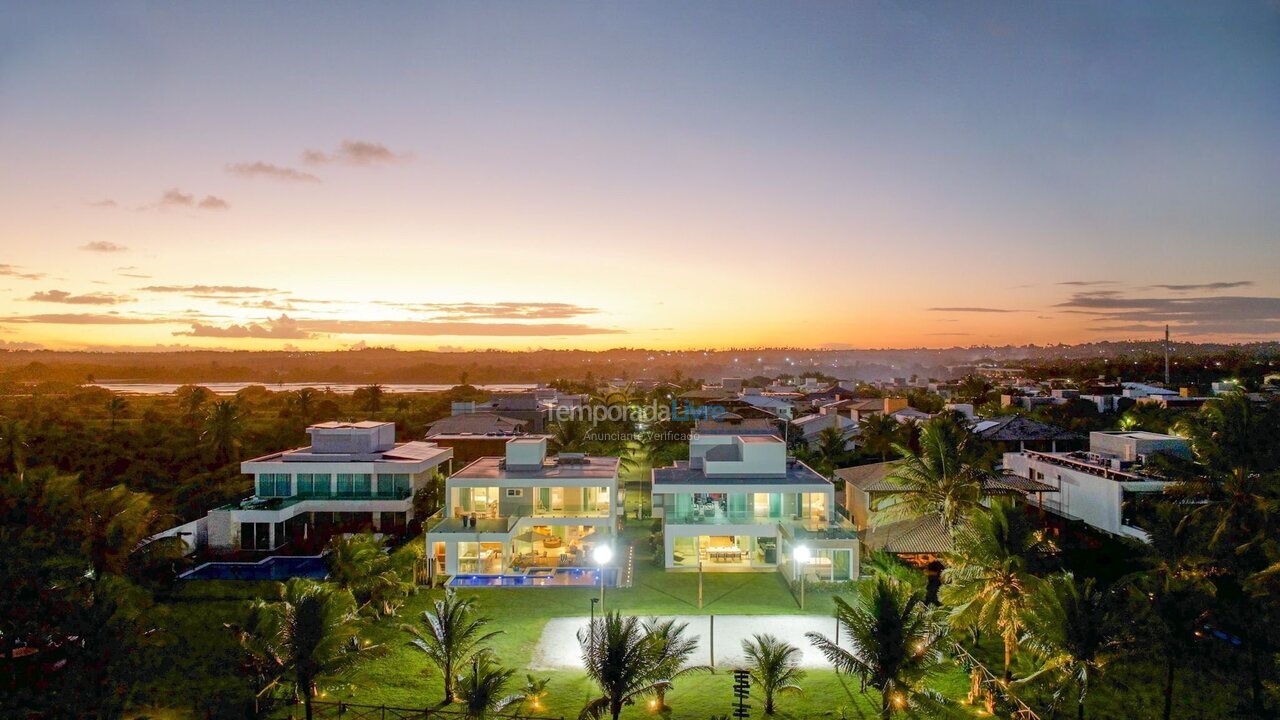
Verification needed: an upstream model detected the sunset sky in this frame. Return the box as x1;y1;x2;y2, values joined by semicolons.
1;2;1278;352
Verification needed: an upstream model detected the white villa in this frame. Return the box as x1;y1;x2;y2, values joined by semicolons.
1002;430;1191;540
204;421;454;552
651;431;860;582
426;437;622;576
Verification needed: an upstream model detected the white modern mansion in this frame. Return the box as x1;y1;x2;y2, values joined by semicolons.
1002;430;1191;540
651;430;860;581
203;422;454;552
425;437;622;576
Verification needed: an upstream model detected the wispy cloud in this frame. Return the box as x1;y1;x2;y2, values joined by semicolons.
28;289;128;305
1148;281;1253;292
0;264;44;280
412;302;599;320
1058;291;1280;336
298;318;622;337
154;189;231;211
1057;280;1117;287
140;285;277;295
302;140;409;166
0;339;45;350
227;161;321;183
80;240;128;252
87;199;117;209
176;314;312;339
0;313;170;325
926;307;1017;313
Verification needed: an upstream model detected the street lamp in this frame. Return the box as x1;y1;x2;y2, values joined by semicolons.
590;596;600;654
593;543;613;614
794;545;811;610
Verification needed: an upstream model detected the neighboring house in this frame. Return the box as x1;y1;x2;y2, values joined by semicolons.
736;393;797;419
847;397;909;422
426;437;621;577
972;415;1083;453
791;412;858;448
425;412;529;437
694;415;779;436
651;432;859;581
888;406;933;423
837;461;1054;565
427;433;553;467
471;392;550;431
204;422;454;553
1002;430;1191;540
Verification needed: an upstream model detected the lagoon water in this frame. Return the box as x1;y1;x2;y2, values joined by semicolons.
93;382;538;395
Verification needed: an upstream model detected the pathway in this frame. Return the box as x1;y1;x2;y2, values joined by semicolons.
530;614;845;670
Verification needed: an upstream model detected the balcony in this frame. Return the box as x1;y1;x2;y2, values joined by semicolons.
663;508;782;526
216;489;412;512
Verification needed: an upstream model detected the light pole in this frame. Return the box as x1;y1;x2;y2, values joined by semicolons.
590;596;600;654
593;543;613;614
698;560;704;609
794;545;811;610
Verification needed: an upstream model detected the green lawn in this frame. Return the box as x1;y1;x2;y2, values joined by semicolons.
319;525;976;719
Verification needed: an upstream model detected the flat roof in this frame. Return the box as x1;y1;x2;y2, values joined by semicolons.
653;460;829;486
243;440;452;465
1095;430;1181;441
451;455;621;480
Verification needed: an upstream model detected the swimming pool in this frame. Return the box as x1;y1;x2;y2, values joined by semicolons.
449;567;618;588
180;555;328;581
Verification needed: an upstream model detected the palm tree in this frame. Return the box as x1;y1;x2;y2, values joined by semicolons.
359;384;385;412
174;384;212;428
859;413;902;462
402;590;503;701
883;415;989;537
806;574;946;719
1124;504;1213;720
454;654;525;719
0;417;27;475
549;419;594;454
642;617;710;711
202;399;246;465
77;483;164;578
290;387;319;426
1166;392;1277;553
248;579;365;720
578;611;700;720
106;396;128;433
1021;573;1120;720
942;500;1035;681
325;533;384;588
809;424;851;478
741;633;804;714
957;375;993;404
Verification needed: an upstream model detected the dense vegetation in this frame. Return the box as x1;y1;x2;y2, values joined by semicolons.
1;366;1279;718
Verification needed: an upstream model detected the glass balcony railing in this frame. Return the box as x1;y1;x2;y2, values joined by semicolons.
217;489;412;512
663;509;787;525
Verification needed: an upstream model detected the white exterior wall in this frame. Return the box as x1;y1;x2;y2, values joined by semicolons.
1003;452;1166;536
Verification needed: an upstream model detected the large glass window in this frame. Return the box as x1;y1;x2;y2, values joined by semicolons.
376;473;411;498
337;473;372;498
257;473;291;497
240;522;273;550
297;473;331;497
814;549;853;581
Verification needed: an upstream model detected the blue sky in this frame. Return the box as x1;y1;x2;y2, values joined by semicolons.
1;2;1277;350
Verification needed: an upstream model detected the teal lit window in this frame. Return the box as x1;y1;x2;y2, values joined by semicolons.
337;473;372;498
377;473;411;497
257;473;291;497
297;474;331;497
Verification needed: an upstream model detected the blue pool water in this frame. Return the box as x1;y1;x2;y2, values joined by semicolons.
181;555;328;581
449;567;618;588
